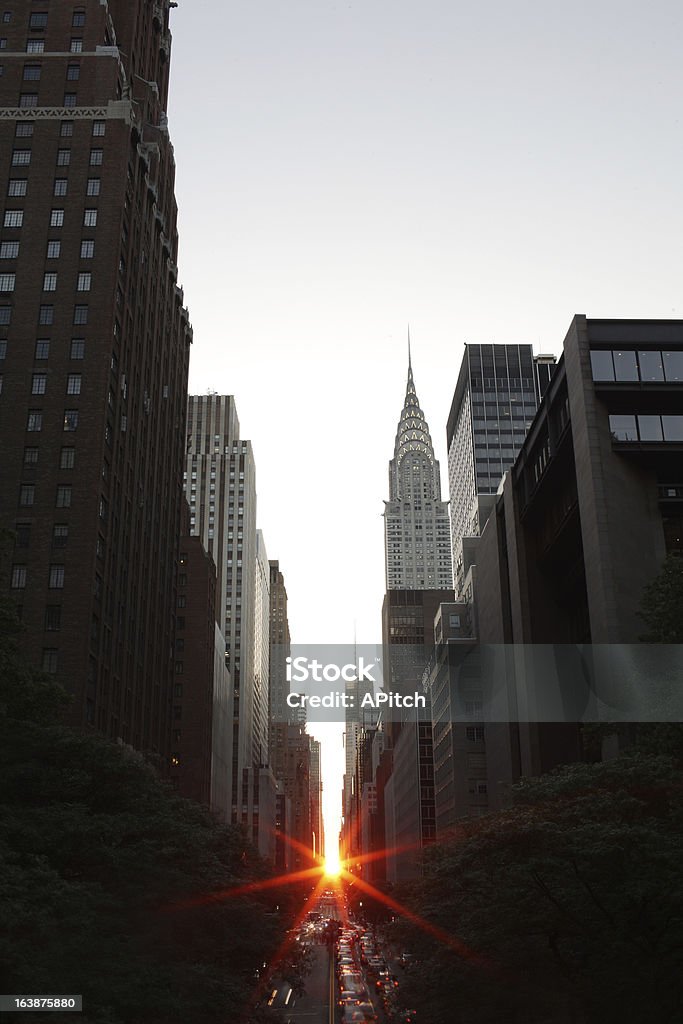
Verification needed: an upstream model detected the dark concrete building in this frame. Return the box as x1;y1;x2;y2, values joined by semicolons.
171;507;232;822
474;316;683;803
1;1;192;763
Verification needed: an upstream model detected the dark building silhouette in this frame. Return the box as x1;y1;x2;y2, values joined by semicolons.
474;316;683;802
0;1;192;765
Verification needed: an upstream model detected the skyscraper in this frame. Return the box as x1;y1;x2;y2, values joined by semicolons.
0;1;192;760
184;394;259;820
446;344;555;594
384;353;453;590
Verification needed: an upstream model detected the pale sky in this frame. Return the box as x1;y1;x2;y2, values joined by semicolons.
165;0;683;844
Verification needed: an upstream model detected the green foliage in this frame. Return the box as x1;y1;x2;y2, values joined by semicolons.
639;552;683;643
393;755;683;1024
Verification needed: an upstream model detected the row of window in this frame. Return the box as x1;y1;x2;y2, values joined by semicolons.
11;563;65;589
9;11;87;30
14;120;104;139
1;240;94;259
609;414;683;443
29;372;82;394
591;348;683;384
23;446;76;468
26;408;79;432
22;62;82;80
16;485;74;508
0;300;90;324
10;147;102;166
0;339;85;360
2;208;98;229
2;39;85;54
8;176;101;198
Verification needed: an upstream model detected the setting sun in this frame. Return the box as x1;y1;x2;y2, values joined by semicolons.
324;850;342;877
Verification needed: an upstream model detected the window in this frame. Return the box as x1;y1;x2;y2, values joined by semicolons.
43;272;57;291
22;65;41;80
78;240;94;260
27;409;42;431
63;93;77;108
174;662;184;675
26;40;44;54
637;415;663;441
8;180;27;196
50;208;64;226
49;565;65;589
70;339;84;359
15;524;31;549
60;121;73;137
0;340;5;357
24;448;38;466
98;496;107;520
89;148;103;166
0;241;19;258
46;240;61;259
86;178;100;197
19;94;38;108
0;273;16;291
35;340;49;359
92;121;105;137
56;485;71;508
16;122;33;137
42;649;59;674
12;149;31;165
63;409;78;431
663;351;683;382
53;179;68;197
72;12;85;27
60;447;75;468
29;13;49;29
56;148;70;166
20;485;35;506
638;351;665;382
612;350;639;381
31;372;47;394
2;13;11;24
70;38;82;53
609;414;638;441
662;416;683;442
66;373;81;394
66;64;80;80
38;304;53;325
83;209;97;227
45;606;61;631
73;304;87;324
11;565;27;589
4;210;23;227
77;272;91;291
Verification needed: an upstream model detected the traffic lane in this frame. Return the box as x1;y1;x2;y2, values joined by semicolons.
282;942;333;1024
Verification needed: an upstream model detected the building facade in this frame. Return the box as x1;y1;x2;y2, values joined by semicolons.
446;345;555;594
474;316;683;803
1;0;192;763
184;394;259;821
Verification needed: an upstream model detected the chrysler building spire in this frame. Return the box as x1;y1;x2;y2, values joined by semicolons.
384;349;454;590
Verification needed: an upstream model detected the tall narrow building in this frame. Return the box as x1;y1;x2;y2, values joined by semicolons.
0;1;192;760
184;395;258;821
384;353;453;590
447;345;556;594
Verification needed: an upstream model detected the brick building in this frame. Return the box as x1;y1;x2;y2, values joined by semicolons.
0;1;192;765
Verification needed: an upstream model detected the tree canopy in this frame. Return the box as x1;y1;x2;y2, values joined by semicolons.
393;756;683;1024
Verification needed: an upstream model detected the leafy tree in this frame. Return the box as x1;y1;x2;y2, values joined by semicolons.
393;756;683;1024
639;552;683;643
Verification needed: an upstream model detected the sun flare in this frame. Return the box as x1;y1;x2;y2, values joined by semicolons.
323;850;341;877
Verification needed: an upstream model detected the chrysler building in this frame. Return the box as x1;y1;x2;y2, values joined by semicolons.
384;352;453;589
